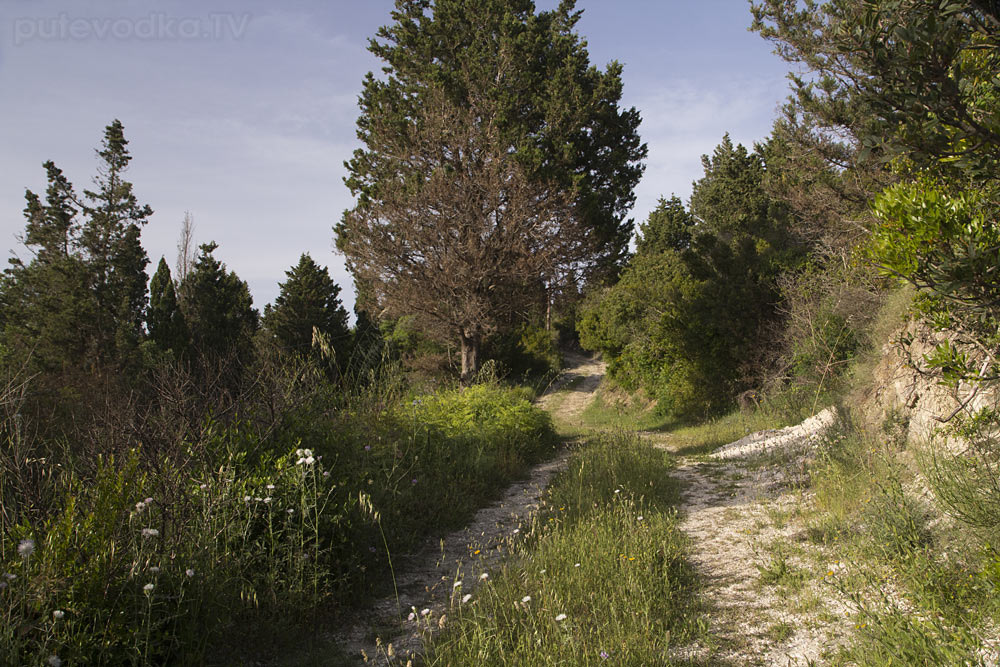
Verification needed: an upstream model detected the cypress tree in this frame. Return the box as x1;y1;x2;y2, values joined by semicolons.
147;257;189;356
266;253;350;365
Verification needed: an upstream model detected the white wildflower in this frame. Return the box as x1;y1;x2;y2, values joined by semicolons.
141;528;159;539
407;612;416;621
52;610;65;620
637;515;643;522
461;593;472;604
47;656;61;667
263;497;272;504
574;563;581;567
199;483;208;490
17;539;34;559
186;568;195;577
420;608;430;617
521;595;531;603
512;528;520;535
143;583;155;593
479;573;489;581
555;613;567;622
452;580;462;588
149;566;161;574
266;484;275;490
134;501;146;512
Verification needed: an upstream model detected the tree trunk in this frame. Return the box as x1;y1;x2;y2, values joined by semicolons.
460;330;480;384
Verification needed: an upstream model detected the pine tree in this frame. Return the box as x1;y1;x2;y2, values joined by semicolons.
180;242;258;362
79;119;152;364
265;254;350;365
147;257;189;356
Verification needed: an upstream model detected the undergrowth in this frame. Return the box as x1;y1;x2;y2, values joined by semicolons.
0;381;555;665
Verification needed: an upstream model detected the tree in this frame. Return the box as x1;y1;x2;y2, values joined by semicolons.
636;196;694;255
1;121;151;372
338;0;646;380
265;254;350;366
340;89;588;381
147;257;189;357
79;119;152;364
579;136;802;417
179;242;258;362
751;0;1000;180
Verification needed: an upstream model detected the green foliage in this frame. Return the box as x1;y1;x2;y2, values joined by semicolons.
342;0;646;276
147;258;189;357
264;254;350;368
1;121;152;373
579;137;803;419
179;242;259;363
0;373;557;663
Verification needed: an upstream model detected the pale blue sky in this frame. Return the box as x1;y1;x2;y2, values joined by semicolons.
0;0;792;315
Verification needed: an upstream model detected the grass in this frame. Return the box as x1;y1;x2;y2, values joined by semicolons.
423;432;704;665
0;381;558;665
798;408;1000;664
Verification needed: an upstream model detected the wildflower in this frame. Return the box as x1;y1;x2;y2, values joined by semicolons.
574;563;581;568
479;573;489;581
521;595;531;603
600;650;609;659
512;528;520;535
323;471;331;478
637;515;643;522
47;656;61;667
540;569;546;574
135;501;147;512
186;569;195;577
420;608;430;617
411;478;418;485
263;497;272;504
453;580;462;588
407;612;416;621
244;495;252;502
149;566;161;574
52;610;65;620
287;508;294;514
614;489;621;494
143;583;155;593
555;613;567;622
364;445;371;451
141;528;159;539
266;484;275;490
473;549;481;555
144;497;153;505
199;483;208;490
462;594;472;604
17;539;34;559
304;456;315;465
4;573;16;580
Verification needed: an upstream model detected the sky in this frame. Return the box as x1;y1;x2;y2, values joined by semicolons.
0;0;793;317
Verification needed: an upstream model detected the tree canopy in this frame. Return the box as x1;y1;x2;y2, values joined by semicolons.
337;0;646;380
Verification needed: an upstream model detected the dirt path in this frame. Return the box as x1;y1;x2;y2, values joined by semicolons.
332;355;853;665
645;415;855;666
334;356;603;665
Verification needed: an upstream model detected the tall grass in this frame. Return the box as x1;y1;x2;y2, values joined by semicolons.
424;432;701;665
0;372;557;665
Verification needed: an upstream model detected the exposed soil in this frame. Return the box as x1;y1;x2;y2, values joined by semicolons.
646;413;856;665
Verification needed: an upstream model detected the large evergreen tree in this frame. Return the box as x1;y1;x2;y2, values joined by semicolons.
338;0;646;380
265;254;350;365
